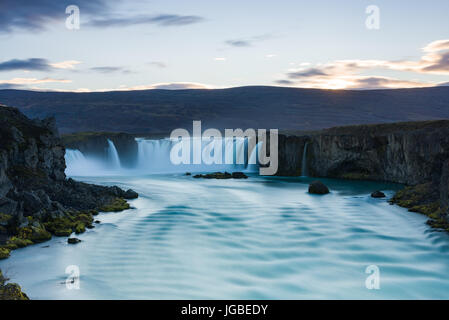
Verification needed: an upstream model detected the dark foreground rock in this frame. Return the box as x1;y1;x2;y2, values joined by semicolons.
0;270;28;300
371;191;386;198
308;181;330;194
0;105;139;298
193;172;248;179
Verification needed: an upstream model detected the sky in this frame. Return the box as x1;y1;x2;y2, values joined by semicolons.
0;0;448;91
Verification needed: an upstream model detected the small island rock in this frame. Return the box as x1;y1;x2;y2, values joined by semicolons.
371;191;386;198
308;181;330;194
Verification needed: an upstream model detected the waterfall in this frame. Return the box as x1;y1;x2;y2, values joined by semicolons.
65;149;105;176
301;142;309;177
65;137;260;176
107;139;121;169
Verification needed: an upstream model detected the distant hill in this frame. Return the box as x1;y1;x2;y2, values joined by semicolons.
0;86;448;133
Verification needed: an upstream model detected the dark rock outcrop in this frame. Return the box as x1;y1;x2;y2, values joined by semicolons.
308;181;330;195
0;105;139;298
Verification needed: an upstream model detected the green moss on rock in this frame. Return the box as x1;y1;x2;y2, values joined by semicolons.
17;225;52;243
0;270;29;301
6;237;33;249
100;198;130;212
0;247;10;260
0;213;12;225
44;213;94;237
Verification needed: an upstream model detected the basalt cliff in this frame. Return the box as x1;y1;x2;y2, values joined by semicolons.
0;105;138;299
278;120;449;227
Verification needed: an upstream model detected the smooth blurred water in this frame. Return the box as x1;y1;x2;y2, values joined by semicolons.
2;174;449;299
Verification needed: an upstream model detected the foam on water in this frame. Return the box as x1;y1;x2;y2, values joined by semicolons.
2;175;449;299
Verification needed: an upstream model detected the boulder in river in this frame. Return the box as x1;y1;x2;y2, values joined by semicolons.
67;238;81;244
371;191;386;198
308;181;330;194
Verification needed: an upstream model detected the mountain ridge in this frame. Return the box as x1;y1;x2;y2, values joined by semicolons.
0;86;448;134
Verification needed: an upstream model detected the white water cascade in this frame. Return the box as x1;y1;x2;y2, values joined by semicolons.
65;137;260;176
301;142;309;177
107;139;121;169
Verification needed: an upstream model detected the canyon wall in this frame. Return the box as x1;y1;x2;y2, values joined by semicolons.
277;120;449;220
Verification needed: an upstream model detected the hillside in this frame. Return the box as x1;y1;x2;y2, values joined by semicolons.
0;86;448;133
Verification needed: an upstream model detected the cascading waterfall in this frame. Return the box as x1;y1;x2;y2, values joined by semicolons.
65;137;260;176
107;139;121;169
301;142;309;177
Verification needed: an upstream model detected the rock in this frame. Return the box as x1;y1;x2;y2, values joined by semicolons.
17;225;52;243
308;181;330;194
0;247;10;260
0;270;29;300
185;172;191;176
193;172;248;179
0;197;17;216
371;191;386;198
94;220;101;224
232;172;248;179
124;189;138;199
0;213;12;227
68;238;81;244
100;198;130;212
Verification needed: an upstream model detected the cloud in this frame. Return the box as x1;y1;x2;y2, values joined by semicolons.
214;57;227;61
90;66;131;74
0;58;50;72
226;40;251;47
50;60;81;69
0;1;203;33
86;14;204;28
0;0;112;33
276;39;449;89
128;82;212;90
0;58;81;72
0;83;22;89
148;61;167;68
225;34;274;48
25;82;214;92
0;78;71;86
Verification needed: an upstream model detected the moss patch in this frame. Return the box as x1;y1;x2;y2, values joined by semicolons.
17;225;52;243
44;213;93;237
5;237;33;250
100;198;130;212
391;182;449;232
0;247;10;260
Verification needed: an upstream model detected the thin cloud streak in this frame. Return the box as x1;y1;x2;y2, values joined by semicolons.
87;14;204;28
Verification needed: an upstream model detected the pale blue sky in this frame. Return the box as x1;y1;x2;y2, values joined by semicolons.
0;0;448;91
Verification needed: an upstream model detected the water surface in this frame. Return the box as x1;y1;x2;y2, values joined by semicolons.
2;175;449;299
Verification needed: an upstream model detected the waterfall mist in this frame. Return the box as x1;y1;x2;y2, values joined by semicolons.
65;137;261;176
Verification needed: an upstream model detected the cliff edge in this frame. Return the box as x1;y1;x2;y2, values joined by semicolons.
0;105;138;298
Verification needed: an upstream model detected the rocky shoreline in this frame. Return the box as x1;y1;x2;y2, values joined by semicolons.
0;105;138;299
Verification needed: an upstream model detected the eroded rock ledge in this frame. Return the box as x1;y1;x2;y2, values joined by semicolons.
0;105;138;297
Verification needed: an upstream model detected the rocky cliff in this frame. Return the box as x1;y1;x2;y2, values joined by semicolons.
278;120;449;225
0;105;138;263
